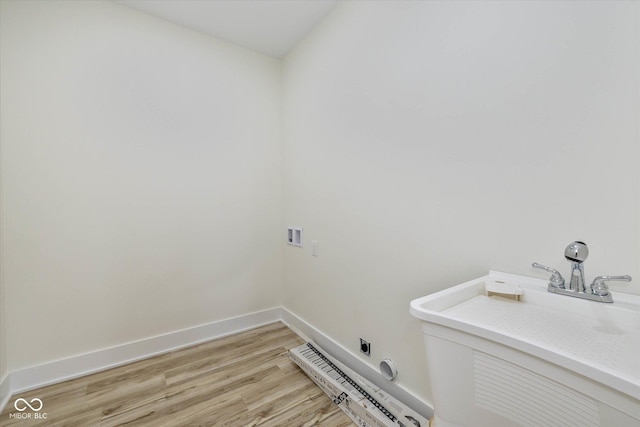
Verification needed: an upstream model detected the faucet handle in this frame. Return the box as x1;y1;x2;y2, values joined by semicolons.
590;275;632;296
532;262;565;288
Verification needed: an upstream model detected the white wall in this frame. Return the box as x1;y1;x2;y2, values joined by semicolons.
283;0;639;403
0;0;282;372
1;0;10;394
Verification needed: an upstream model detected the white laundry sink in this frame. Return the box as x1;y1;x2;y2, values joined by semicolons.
410;271;640;427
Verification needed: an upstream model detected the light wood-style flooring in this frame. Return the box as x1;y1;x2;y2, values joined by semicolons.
0;322;354;426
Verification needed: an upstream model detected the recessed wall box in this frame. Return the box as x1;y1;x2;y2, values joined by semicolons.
287;227;303;247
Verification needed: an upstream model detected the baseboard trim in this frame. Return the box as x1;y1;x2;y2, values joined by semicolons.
1;306;433;421
280;307;434;421
0;373;10;416
4;307;281;407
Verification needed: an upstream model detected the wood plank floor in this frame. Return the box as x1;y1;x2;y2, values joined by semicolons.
0;322;354;426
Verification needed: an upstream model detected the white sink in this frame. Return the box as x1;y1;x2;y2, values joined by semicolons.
410;271;640;427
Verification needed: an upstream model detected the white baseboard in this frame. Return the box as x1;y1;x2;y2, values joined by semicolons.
0;373;10;416
2;306;281;411
0;306;433;421
280;307;434;421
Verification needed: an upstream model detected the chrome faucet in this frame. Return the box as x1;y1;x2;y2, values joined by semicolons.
564;241;588;292
532;241;632;303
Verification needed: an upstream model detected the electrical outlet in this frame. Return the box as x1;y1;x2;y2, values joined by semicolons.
360;338;371;356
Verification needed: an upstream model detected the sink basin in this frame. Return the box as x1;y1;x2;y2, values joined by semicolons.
410;271;640;427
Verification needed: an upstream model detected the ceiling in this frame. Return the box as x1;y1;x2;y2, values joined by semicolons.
114;0;339;58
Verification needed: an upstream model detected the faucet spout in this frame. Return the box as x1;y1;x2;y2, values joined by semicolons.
568;262;586;292
564;241;589;293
